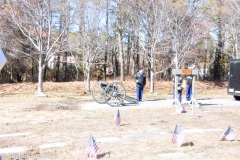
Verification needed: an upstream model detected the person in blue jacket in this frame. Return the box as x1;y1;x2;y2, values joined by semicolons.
134;67;146;101
186;75;193;101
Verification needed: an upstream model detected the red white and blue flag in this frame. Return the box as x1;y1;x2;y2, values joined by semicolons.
220;127;237;141
84;136;100;158
172;125;186;147
114;109;121;125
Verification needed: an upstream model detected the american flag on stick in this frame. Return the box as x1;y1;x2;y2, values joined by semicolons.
220;127;237;141
114;109;121;125
172;125;186;147
176;101;185;113
84;136;100;158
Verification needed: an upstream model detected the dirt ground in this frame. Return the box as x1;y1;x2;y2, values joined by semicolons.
0;81;239;160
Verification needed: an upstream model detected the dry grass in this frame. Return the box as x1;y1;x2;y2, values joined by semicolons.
0;81;239;160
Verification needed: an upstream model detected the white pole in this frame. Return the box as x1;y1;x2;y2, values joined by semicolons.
191;95;195;115
5;108;9;125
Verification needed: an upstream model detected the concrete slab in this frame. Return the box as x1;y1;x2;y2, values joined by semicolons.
29;120;48;124
157;152;189;158
96;137;120;142
85;117;102;119
80;103;118;110
168;113;177;115
204;128;224;132
0;132;31;138
231;145;240;149
184;129;205;133
39;142;67;149
122;132;167;139
208;148;223;153
148;123;157;125
0;147;25;154
81;99;174;110
194;150;207;156
81;98;240;110
184;128;224;133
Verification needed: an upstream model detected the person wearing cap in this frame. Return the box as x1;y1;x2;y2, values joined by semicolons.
134;67;146;101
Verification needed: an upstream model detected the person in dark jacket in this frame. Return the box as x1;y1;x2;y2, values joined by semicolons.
134;67;146;101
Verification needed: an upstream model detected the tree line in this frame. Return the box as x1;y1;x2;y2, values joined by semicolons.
0;0;239;93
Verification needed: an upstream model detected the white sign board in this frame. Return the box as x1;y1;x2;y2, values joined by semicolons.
0;48;7;70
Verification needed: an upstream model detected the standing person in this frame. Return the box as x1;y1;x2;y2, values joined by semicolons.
186;75;192;101
173;75;183;103
134;67;146;101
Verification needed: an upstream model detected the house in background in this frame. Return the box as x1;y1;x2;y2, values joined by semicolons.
48;54;75;69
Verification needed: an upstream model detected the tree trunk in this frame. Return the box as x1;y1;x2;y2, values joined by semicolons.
84;65;91;92
36;54;46;95
104;52;107;80
112;48;115;78
213;0;225;81
126;32;131;76
104;0;109;80
235;35;238;59
132;28;140;75
118;33;125;81
135;40;140;73
63;62;67;82
86;68;91;92
43;67;47;81
213;17;223;81
147;59;151;80
115;50;119;77
150;53;154;93
10;64;13;82
56;55;60;82
31;57;34;82
112;48;117;78
84;62;91;92
132;0;140;74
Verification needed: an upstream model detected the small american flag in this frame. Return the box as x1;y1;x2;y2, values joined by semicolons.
84;136;100;158
174;54;178;67
220;127;237;141
114;109;121;125
176;101;185;113
172;125;186;147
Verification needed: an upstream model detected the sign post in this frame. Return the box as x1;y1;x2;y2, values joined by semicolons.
172;69;200;112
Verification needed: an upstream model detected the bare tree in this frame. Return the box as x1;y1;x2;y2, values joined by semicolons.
223;0;240;59
71;0;107;92
166;0;211;68
5;0;70;95
1;0;239;85
136;0;170;92
130;0;141;75
113;0;127;81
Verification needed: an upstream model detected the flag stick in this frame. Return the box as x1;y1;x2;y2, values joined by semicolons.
191;95;195;115
5;108;9;125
